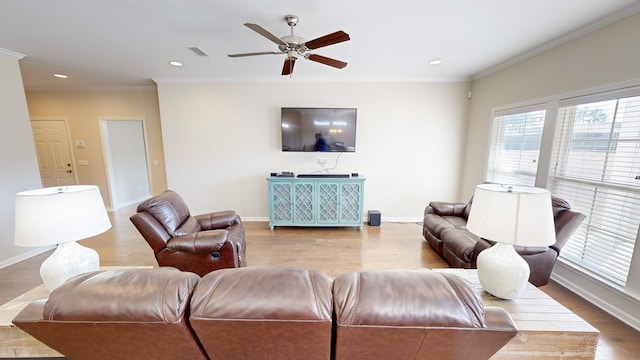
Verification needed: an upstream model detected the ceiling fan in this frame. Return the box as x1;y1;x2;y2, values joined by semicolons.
228;15;350;76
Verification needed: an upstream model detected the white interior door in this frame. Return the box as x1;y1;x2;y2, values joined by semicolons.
101;119;151;210
30;119;76;187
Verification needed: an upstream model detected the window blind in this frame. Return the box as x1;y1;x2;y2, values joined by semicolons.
550;95;640;286
487;107;546;186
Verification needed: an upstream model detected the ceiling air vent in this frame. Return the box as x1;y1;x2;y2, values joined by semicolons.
188;47;209;57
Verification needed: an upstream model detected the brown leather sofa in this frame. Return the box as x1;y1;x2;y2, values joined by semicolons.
13;267;517;360
130;190;246;276
423;195;585;286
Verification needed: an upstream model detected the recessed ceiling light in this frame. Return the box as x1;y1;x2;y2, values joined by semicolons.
169;61;183;67
428;59;442;65
53;73;68;79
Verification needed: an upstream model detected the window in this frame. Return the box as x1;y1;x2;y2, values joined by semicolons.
549;94;640;286
487;107;546;186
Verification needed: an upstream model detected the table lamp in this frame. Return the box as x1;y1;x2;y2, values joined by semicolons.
14;185;111;291
466;183;555;299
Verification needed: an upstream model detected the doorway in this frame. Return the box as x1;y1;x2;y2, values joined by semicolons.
30;119;77;187
100;118;151;210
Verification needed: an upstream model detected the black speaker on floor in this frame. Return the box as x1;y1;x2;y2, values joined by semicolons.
368;210;381;226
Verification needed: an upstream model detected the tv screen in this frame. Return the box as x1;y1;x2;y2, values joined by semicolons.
281;107;357;152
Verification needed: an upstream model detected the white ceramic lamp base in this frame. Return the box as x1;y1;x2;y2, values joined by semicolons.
476;242;530;299
40;241;100;291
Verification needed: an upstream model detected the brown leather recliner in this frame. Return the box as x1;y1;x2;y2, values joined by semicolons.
423;195;585;286
130;190;246;276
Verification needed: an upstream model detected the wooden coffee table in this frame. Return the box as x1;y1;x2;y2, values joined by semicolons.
434;268;600;359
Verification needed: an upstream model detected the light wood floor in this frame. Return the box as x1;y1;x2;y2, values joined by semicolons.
1;205;639;359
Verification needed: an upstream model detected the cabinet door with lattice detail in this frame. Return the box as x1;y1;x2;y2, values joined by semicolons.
340;182;363;223
317;182;340;224
293;182;315;224
269;181;293;227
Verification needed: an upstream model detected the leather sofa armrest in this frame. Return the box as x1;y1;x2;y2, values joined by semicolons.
195;210;241;230
483;307;518;333
428;201;469;217
552;209;586;253
12;300;46;324
166;229;230;253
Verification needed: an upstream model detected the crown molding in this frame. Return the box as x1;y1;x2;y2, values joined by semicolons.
152;76;471;85
0;48;26;60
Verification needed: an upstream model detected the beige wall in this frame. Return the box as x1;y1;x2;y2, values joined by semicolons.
462;12;640;197
25;88;167;209
156;81;471;219
0;52;44;266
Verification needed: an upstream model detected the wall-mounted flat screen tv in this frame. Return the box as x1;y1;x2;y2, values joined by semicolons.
281;107;357;152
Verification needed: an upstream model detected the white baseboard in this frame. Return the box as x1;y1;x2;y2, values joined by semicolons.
0;246;55;270
551;260;640;332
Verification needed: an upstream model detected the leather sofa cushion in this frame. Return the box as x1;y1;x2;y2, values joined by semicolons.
423;214;467;238
43;268;200;322
440;227;479;264
12;268;207;360
190;266;334;360
334;269;484;328
332;269;517;360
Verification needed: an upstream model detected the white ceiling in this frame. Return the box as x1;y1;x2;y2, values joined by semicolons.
2;0;639;89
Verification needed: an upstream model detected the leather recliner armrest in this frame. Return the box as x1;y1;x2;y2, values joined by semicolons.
166;229;230;253
195;210;240;230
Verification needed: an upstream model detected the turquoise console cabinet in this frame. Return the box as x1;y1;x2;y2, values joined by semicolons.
267;176;365;230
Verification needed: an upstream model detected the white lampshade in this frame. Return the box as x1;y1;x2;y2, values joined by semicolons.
466;184;555;247
14;185;111;290
466;183;556;299
15;185;111;247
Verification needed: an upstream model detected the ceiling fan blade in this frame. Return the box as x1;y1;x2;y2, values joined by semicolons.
307;54;348;69
244;23;288;46
304;30;350;50
282;58;296;76
228;51;282;58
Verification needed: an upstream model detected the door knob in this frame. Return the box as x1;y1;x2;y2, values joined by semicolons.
66;170;72;173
